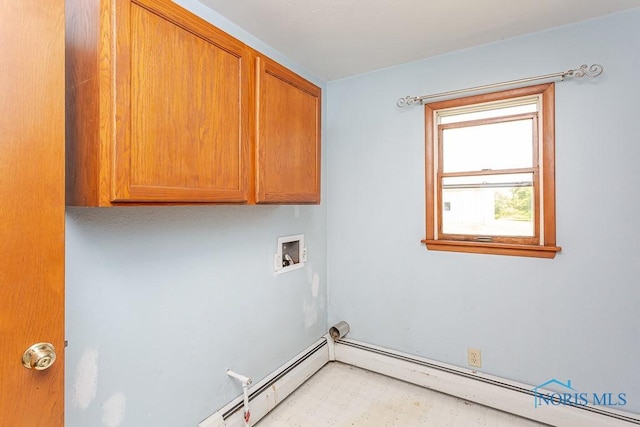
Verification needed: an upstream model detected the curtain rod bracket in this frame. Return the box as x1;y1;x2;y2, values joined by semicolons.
396;63;604;108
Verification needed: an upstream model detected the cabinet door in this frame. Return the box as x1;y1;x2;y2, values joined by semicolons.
256;57;321;204
112;0;250;202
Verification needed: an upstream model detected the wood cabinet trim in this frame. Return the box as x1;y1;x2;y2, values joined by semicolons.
131;0;246;53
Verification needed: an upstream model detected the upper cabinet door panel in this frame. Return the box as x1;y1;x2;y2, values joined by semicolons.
256;57;321;204
112;0;250;202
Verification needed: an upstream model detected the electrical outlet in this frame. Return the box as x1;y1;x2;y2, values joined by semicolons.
467;348;482;368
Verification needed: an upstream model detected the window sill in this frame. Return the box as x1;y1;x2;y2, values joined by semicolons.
421;239;561;259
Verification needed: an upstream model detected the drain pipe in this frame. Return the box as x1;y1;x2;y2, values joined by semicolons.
329;321;350;341
327;321;350;361
227;370;252;426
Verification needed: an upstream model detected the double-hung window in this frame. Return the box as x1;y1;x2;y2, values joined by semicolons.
423;83;561;258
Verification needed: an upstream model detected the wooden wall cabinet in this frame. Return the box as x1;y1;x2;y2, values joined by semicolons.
66;0;320;206
255;57;321;204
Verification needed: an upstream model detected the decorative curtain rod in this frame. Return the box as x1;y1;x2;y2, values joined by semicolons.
396;63;604;108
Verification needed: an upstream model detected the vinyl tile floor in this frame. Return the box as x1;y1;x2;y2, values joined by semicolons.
256;362;549;427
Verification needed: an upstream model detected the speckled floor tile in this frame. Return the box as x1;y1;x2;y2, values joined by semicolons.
256;362;548;427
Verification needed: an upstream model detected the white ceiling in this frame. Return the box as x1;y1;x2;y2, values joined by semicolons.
198;0;639;81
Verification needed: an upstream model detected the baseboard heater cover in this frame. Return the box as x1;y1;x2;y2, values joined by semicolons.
335;338;640;427
199;335;639;427
199;337;330;427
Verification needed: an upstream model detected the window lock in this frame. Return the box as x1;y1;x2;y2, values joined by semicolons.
476;237;493;242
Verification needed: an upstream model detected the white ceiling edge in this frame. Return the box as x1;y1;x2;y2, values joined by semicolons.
197;0;640;81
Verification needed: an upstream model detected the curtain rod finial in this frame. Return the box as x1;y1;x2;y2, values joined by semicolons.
397;95;419;108
568;64;604;79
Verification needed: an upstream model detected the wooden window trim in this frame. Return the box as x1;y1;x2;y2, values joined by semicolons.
423;83;561;259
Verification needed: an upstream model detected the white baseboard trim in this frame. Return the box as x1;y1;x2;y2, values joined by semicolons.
334;338;640;427
198;336;330;427
199;335;639;426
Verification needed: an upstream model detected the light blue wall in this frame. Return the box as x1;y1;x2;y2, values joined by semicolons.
327;9;640;414
64;2;327;426
65;2;640;424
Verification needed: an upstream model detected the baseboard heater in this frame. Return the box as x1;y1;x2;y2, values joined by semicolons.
199;338;330;427
201;335;640;427
336;338;640;427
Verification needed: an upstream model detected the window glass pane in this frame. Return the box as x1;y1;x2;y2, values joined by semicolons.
442;173;534;237
440;103;537;124
442;119;533;173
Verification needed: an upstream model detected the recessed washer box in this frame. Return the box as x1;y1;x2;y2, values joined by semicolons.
275;234;306;274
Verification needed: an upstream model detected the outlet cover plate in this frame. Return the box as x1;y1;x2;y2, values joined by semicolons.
467;347;482;368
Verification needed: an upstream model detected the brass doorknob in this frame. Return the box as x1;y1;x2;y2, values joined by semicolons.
22;342;56;370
